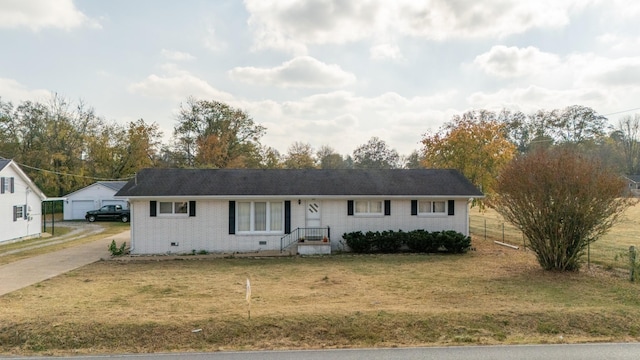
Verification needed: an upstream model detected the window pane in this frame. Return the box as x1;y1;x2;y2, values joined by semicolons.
238;202;251;231
370;201;382;213
355;201;368;213
270;202;283;231
159;202;173;214
433;201;446;213
254;202;267;231
175;202;188;214
419;201;432;213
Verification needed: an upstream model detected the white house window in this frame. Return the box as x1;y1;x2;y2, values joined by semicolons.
355;200;383;215
159;201;189;215
15;205;24;220
419;200;446;214
237;201;283;233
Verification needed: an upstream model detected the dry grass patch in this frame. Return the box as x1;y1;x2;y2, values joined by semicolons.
1;235;640;355
0;222;129;266
470;201;640;270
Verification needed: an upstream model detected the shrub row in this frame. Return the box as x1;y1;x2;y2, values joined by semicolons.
342;229;471;254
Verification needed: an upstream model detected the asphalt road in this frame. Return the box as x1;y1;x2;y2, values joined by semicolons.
3;343;640;360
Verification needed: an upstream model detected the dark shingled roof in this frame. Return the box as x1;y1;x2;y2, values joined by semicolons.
116;168;483;198
97;181;128;192
0;159;9;171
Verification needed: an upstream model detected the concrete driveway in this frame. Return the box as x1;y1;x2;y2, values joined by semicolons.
0;230;129;296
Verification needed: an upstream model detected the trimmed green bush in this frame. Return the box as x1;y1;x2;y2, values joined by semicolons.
405;229;434;253
343;231;372;253
439;230;471;254
343;229;471;254
374;230;404;253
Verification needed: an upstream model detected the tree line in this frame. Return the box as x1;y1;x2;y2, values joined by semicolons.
1;94;638;197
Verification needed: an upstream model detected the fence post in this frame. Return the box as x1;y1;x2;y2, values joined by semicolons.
630;246;637;282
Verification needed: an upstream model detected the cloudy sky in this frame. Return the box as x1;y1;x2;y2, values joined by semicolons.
1;0;640;157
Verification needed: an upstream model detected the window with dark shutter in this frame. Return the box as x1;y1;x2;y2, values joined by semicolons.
1;177;4;194
384;200;391;216
10;177;14;193
347;200;354;216
23;205;27;219
411;200;418;215
229;201;236;234
448;200;455;215
150;201;157;217
189;201;196;217
13;205;17;221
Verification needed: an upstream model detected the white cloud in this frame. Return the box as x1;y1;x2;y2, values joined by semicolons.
245;0;380;54
244;0;590;54
0;0;100;31
473;46;561;78
160;49;196;62
580;57;640;88
370;43;404;61
597;33;640;54
467;85;612;113
229;56;356;88
0;78;51;102
128;67;232;101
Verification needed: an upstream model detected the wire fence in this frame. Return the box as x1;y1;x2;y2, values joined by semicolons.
469;212;639;272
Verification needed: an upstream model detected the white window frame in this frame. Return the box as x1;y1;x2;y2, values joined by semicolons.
418;200;447;215
157;201;189;216
354;200;384;216
236;201;284;234
2;177;9;193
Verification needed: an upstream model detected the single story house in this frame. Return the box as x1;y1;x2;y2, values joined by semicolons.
63;181;128;220
115;168;483;255
0;159;47;243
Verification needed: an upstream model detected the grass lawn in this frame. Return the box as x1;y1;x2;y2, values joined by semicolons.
0;204;639;355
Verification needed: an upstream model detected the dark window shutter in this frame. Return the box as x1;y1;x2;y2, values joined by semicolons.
229;201;236;234
10;177;14;193
347;200;354;216
448;200;455;215
23;205;27;219
411;200;418;215
150;201;157;217
1;177;4;194
284;200;291;234
13;206;17;222
189;201;196;217
384;200;391;216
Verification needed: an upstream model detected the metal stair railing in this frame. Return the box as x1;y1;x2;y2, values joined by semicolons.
280;227;331;252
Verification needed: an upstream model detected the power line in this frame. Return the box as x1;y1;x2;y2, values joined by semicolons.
7;159;134;182
603;107;640;116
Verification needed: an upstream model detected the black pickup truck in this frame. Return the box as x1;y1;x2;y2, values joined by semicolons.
85;205;130;223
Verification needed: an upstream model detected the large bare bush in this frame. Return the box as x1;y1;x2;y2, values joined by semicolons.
492;149;633;271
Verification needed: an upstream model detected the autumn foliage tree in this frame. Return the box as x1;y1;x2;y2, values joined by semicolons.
421;110;516;195
492;148;633;271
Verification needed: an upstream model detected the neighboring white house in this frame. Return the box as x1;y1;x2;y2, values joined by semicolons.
63;181;128;220
115;169;483;255
0;159;47;244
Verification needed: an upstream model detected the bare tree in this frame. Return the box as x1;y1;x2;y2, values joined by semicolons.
617;114;640;175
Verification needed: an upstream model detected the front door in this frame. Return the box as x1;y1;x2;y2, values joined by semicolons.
305;200;321;228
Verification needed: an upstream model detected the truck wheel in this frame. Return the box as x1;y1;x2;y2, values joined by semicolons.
88;215;96;222
121;215;129;223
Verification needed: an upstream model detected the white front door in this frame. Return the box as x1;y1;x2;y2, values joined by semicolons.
305;201;321;228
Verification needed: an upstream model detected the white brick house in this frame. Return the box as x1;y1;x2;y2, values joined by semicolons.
0;159;47;243
115;169;483;255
